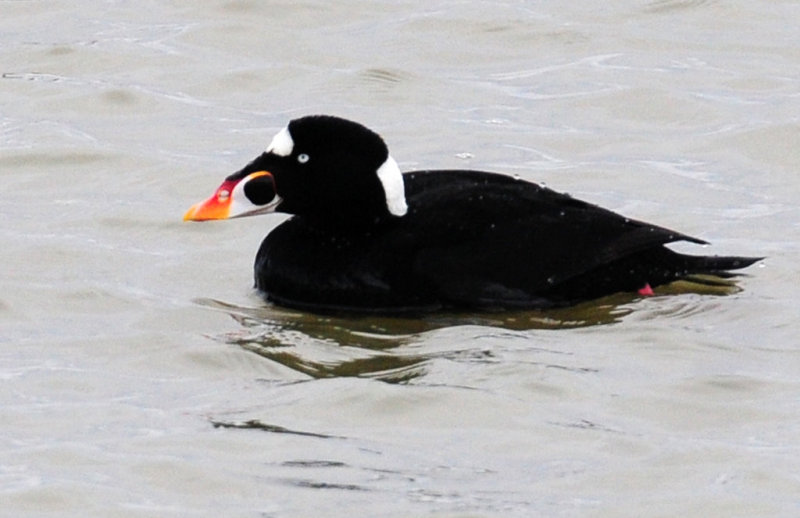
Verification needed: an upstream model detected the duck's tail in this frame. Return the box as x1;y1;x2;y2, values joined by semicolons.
674;253;763;278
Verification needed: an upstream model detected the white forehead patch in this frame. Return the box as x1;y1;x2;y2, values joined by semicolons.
265;126;294;157
376;155;407;217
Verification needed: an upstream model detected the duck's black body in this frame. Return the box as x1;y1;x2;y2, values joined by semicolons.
185;115;760;313
253;169;756;312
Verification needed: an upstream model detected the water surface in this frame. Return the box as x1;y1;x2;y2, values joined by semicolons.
2;1;799;516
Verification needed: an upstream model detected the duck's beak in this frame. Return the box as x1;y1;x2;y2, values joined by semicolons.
184;179;237;221
184;171;280;221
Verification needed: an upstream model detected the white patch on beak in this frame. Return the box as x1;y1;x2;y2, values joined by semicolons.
376;155;407;216
266;126;294;157
229;172;282;218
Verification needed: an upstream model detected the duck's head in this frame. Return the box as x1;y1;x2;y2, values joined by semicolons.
184;115;407;223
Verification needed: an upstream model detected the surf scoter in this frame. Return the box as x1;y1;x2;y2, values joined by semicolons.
184;115;760;313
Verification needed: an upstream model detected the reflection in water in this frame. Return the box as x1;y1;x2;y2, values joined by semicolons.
196;278;741;383
195;296;635;383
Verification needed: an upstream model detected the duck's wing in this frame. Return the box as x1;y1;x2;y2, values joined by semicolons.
400;170;703;308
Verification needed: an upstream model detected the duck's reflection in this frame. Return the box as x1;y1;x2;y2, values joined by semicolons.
195;294;637;383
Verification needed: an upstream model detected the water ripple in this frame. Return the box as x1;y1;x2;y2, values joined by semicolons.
193;296;640;382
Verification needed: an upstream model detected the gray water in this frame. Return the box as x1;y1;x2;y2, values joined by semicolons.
2;1;799;516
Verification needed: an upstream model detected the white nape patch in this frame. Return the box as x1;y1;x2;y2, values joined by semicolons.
376;155;407;216
265;126;294;157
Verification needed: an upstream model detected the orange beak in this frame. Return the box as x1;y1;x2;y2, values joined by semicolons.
184;171;278;221
183;179;237;221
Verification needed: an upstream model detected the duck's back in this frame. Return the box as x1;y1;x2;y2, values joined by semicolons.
255;170;728;312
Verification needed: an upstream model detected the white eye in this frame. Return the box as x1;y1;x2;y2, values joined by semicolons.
297;153;310;164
